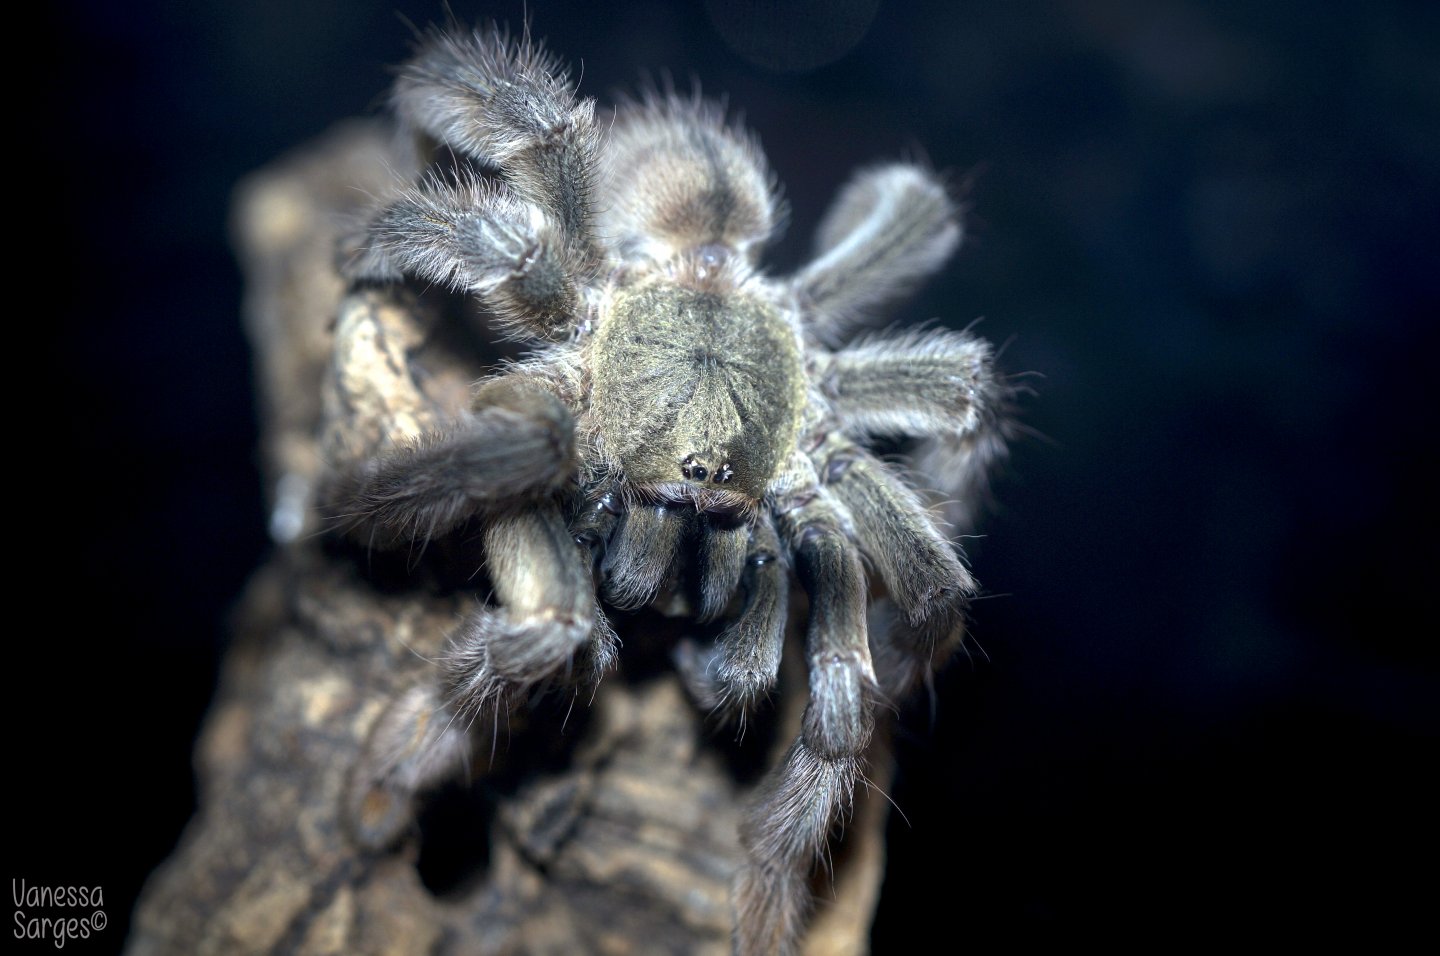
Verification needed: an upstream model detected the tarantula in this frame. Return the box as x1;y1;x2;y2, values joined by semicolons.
331;23;1007;955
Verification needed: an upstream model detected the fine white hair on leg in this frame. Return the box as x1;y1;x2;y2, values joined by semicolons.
823;327;1007;457
444;502;598;720
818;439;975;628
734;492;877;956
349;173;586;338
795;164;960;345
392;23;602;261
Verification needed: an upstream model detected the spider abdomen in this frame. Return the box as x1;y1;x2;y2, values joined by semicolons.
589;279;804;505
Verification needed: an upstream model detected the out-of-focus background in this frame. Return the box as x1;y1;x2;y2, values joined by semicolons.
30;0;1436;949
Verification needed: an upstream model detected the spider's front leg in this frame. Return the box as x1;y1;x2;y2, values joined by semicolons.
330;373;578;549
333;365;619;708
737;471;877;956
444;499;611;721
824;329;1000;440
348;25;603;337
675;514;789;716
824;326;1010;532
331;369;615;849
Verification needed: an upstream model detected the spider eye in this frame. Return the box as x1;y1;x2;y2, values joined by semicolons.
692;465;708;480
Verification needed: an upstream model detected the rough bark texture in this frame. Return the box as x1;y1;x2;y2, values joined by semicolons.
128;123;889;955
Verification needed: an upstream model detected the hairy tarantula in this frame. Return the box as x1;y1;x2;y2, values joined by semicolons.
331;23;1007;955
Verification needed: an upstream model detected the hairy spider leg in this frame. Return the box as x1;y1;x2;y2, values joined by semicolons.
349;26;602;337
443;502;603;722
828;441;974;694
675;514;788;716
793;163;961;346
736;482;877;956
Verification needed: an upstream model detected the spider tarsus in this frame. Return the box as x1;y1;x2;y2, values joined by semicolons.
344;684;473;851
736;741;863;956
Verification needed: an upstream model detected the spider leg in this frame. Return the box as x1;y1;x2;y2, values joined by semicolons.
444;500;598;719
344;683;472;850
737;485;877;956
569;490;625;682
348;173;586;338
391;24;602;264
817;437;974;698
600;504;692;610
824;328;1002;442
824;327;1010;529
697;513;750;623
329;372;577;548
602;93;781;263
675;514;787;715
793;164;960;345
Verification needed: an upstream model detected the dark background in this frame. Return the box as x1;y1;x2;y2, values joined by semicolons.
28;0;1436;949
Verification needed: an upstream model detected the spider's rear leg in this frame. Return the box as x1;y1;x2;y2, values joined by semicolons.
737;491;877;956
818;439;974;698
793;164;960;345
676;515;787;716
349;174;586;339
445;501;600;719
332;374;577;549
392;25;602;266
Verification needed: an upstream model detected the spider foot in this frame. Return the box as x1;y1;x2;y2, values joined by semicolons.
442;604;595;719
344;684;472;851
737;742;864;956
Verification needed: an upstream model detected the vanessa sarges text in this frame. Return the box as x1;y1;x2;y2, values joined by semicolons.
13;880;106;949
